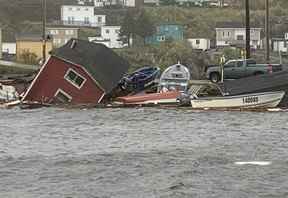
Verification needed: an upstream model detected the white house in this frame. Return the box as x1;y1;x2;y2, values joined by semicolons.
2;43;16;55
0;28;2;59
216;22;262;49
271;33;288;53
123;0;137;7
272;39;287;53
61;5;106;27
88;26;127;48
187;38;210;51
144;0;160;5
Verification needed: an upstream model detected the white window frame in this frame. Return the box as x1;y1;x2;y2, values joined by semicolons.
157;35;165;41
54;89;72;103
65;29;74;35
64;68;87;89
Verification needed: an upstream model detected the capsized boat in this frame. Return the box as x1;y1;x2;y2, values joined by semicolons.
119;66;160;92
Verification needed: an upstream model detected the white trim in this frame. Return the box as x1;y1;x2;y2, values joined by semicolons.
54;88;72;102
64;68;87;89
22;56;51;101
97;92;106;103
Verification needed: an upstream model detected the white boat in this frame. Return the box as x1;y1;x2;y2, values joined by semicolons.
190;91;285;109
178;82;285;109
157;62;190;93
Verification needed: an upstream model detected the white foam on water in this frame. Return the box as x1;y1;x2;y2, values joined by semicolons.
234;161;272;166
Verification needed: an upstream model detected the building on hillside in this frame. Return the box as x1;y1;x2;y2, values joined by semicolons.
94;0;143;7
46;26;79;48
145;24;184;45
22;39;129;104
144;0;160;5
0;28;2;59
61;5;106;27
88;26;127;48
187;38;211;51
215;22;262;49
16;33;53;63
271;33;288;53
2;42;16;55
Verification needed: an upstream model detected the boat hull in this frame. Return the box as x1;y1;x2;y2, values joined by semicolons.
116;91;181;105
190;91;285;109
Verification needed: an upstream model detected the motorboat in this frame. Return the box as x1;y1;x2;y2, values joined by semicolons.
179;82;285;109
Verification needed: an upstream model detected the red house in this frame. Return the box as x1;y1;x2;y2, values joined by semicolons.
22;39;129;104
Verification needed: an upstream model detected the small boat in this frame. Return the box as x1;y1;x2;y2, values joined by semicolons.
158;62;190;92
190;91;285;109
115;91;181;105
119;66;160;92
179;82;285;109
115;63;191;106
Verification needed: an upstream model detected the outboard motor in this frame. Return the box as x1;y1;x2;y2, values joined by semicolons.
177;92;191;106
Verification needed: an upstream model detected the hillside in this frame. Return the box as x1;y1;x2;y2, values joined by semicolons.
1;0;288;42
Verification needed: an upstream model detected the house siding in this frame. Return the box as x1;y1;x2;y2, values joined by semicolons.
145;24;184;44
23;56;105;104
16;40;53;62
216;28;262;48
47;27;79;48
61;5;106;27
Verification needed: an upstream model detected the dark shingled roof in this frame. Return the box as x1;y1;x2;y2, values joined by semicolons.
221;71;288;107
51;39;129;93
216;22;261;29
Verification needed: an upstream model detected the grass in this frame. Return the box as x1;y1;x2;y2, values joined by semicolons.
0;65;35;75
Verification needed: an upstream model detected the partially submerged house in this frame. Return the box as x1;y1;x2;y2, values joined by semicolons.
22;39;129;104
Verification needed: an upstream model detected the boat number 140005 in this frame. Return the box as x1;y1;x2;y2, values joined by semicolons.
242;96;259;104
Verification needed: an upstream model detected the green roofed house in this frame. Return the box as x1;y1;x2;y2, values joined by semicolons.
145;24;184;45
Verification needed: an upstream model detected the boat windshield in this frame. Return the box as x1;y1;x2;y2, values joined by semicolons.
189;84;223;97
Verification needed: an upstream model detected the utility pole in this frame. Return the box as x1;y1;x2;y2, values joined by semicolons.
265;0;270;63
42;0;47;64
245;0;250;59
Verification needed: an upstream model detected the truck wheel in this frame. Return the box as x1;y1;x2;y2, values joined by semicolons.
254;71;264;76
210;73;220;83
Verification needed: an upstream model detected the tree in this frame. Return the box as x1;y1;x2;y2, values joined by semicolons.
134;10;155;45
120;9;155;47
119;9;137;47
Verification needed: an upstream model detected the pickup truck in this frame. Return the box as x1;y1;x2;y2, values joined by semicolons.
206;59;282;83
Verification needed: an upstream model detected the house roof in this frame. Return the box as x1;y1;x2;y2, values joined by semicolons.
216;22;261;29
50;39;129;93
16;33;43;41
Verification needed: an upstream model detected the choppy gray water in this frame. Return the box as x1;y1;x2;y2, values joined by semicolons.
0;107;288;198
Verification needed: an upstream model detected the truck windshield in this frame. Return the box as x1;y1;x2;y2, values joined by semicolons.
237;61;243;67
